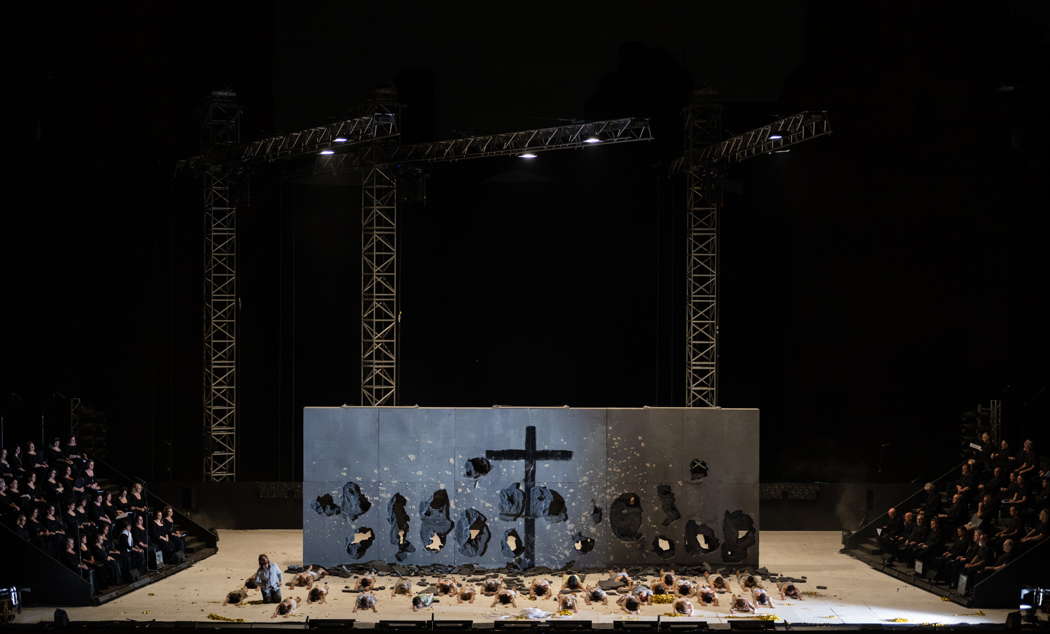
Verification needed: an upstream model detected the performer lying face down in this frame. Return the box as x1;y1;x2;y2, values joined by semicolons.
289;564;327;587
556;593;578;613
583;585;608;605
529;578;552;599
778;581;802;600
225;586;250;605
457;584;477;604
481;578;503;596
705;572;728;593
661;569;677;589
673;598;694;616
308;583;329;604
751;586;774;608
436;578;459;596
391;579;413;596
272;596;301;618
617;594;641;614
676;578;695;597
354;574;376;592
491;588;518;608
730;593;755;613
353;592;378;613
412;592;434;611
696;583;719;605
631;582;654;604
563;574;583;591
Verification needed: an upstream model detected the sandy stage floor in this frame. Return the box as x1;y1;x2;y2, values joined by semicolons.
16;530;1011;626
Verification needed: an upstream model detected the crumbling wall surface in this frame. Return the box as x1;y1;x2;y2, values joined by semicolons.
303;406;759;567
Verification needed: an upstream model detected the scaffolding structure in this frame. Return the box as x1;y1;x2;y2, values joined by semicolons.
184;83;829;479
201;93;242;481
343;117;654;406
678;102;831;406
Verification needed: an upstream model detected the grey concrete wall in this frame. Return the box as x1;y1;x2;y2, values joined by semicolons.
303;406;759;568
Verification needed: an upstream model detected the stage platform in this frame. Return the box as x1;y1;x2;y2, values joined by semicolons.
14;530;1012;628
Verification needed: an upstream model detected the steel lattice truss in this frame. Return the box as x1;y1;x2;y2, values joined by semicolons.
684;99;725;408
673;111;831;174
203;168;239;481
681;107;831;407
240;111;399;163
361;166;399;406
316;117;651;173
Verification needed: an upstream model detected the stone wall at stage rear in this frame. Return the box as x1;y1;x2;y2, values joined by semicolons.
302;406;759;568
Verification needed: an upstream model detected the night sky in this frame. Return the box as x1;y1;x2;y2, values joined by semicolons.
6;1;1049;484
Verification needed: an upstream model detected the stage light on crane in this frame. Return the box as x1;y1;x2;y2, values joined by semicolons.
333;137;348;143
584;137;602;143
768;133;783;141
319;150;335;155
519;153;538;159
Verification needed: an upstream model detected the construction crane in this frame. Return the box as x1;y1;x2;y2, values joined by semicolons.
677;92;831;407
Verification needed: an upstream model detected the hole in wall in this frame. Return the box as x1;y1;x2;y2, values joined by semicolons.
652;534;676;559
684;519;720;554
311;493;340;516
346;527;375;559
657;484;681;526
454;508;491;557
387;493;415;561
501;528;525;558
464;457;492;479
419;489;454;553
689;459;709;482
340;482;371;521
610;492;643;541
572;531;595;554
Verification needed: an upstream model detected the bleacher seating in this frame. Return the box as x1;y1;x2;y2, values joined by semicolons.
0;436;217;605
842;436;1050;608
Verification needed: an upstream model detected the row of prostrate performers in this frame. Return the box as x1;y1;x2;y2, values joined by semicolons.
877;436;1050;593
0;436;187;591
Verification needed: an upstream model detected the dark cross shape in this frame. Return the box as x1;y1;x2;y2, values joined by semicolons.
487;425;573;568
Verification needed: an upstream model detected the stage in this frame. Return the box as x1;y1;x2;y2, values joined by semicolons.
14;530;1012;627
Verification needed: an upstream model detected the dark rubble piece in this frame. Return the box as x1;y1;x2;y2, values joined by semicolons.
530;486;567;523
387;493;415;561
609;492;644;541
720;509;757;562
311;493;341;517
419;489;455;552
656;485;681;526
464;457;493;479
498;483;526;521
340;482;372;522
592;500;603;524
598;579;627;591
345;527;375;559
684;520;721;554
454;509;491;558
